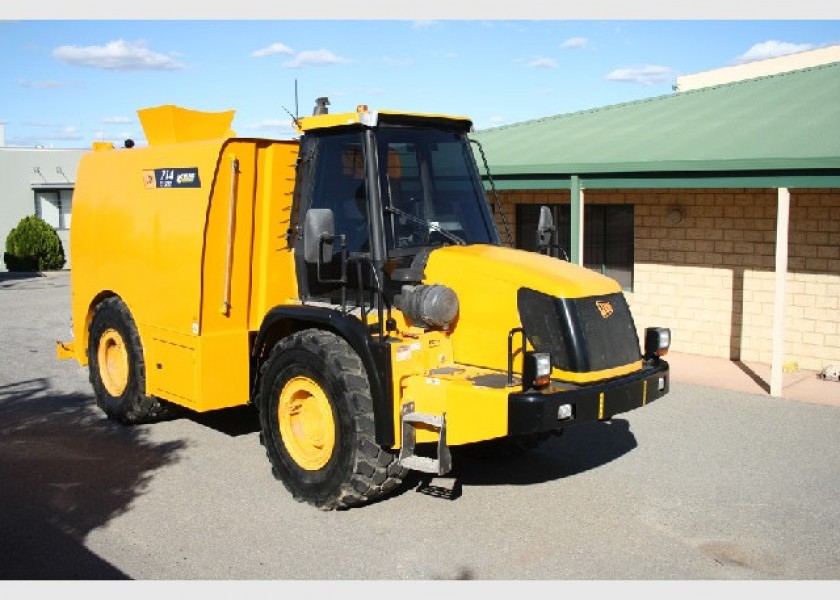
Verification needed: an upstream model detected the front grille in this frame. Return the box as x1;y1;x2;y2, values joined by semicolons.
517;287;641;373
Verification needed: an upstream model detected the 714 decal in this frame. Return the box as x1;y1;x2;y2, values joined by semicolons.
143;167;201;189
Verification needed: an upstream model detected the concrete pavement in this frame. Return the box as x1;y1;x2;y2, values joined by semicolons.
665;350;839;408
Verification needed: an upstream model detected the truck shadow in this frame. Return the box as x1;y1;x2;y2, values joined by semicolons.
0;378;186;580
177;406;637;497
180;405;261;437
417;419;635;489
461;419;636;484
402;419;638;502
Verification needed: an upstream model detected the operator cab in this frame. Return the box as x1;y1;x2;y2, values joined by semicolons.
292;100;500;310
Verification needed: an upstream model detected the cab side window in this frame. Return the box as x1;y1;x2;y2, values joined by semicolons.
309;133;369;255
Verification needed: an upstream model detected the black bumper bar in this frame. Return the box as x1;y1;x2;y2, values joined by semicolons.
508;360;669;435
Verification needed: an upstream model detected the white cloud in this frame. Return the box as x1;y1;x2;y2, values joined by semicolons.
252;42;295;58
527;57;558;69
561;37;589;49
101;116;132;124
52;39;184;71
477;116;508;130
10;137;79;147
17;78;69;89
282;49;350;68
605;65;674;85
10;129;85;145
735;40;814;64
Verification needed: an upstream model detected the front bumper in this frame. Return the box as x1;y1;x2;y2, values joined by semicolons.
508;359;669;435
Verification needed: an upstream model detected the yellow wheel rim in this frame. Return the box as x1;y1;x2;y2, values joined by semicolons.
277;376;336;471
97;328;129;396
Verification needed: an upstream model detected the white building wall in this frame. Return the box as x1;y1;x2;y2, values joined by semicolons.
675;44;840;91
0;148;85;271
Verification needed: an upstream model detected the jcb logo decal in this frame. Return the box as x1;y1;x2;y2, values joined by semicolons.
596;300;613;319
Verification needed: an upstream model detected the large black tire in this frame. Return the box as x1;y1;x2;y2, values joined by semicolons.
87;296;174;425
257;328;407;510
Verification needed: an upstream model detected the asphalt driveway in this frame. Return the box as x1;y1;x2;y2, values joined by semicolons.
1;271;839;583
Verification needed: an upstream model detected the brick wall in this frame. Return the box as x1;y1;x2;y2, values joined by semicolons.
496;187;840;371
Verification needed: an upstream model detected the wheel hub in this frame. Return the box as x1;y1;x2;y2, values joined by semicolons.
277;376;336;470
98;328;129;396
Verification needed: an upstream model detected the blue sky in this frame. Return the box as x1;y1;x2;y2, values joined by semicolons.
2;16;839;148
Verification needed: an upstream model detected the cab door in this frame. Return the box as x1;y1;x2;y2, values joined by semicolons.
294;131;371;304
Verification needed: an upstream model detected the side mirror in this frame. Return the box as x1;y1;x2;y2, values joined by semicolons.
536;205;554;250
304;208;335;264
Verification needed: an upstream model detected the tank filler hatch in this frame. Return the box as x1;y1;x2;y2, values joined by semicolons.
136;104;237;146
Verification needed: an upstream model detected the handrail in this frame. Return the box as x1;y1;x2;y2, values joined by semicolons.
507;327;527;386
221;155;239;315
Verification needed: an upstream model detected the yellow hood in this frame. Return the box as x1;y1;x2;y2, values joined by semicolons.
421;244;623;373
425;244;621;299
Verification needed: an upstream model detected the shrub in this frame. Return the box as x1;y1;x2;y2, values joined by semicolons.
3;215;66;272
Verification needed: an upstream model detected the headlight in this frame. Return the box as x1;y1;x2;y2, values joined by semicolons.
644;327;671;359
524;351;552;390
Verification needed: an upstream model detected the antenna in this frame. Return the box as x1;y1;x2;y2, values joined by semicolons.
281;105;301;131
282;79;302;132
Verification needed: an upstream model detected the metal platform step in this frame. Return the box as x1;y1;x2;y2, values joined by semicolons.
399;402;452;476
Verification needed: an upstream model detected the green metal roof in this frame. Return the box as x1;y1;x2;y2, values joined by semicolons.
472;61;840;188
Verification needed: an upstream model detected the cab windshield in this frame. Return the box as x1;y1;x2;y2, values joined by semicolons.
375;127;499;256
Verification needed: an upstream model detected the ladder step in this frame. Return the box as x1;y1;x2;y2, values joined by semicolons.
402;411;444;428
399;455;444;473
399;402;452;476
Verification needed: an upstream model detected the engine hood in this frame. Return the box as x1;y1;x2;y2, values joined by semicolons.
420;244;624;372
424;244;621;299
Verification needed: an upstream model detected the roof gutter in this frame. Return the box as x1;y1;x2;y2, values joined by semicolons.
484;169;840;190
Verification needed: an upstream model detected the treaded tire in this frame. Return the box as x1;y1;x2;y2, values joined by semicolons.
87;296;174;425
258;328;407;510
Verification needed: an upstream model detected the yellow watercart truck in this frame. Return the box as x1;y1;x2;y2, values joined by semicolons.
58;99;670;510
